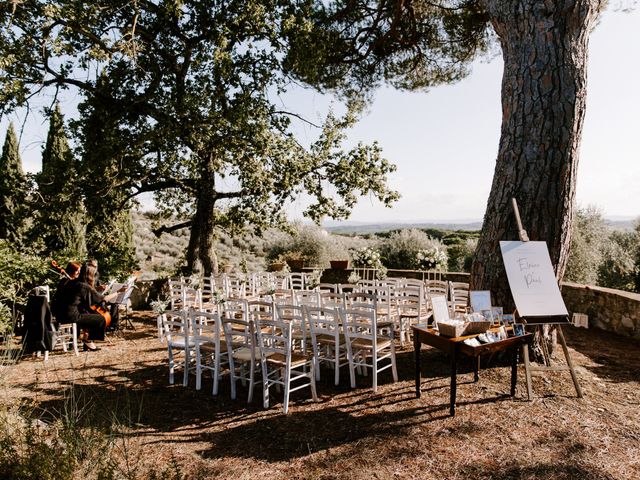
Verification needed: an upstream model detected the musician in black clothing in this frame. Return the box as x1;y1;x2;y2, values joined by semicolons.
85;259;120;330
51;262;106;351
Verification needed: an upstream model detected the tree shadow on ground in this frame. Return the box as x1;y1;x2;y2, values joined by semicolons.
27;344;519;463
563;325;640;383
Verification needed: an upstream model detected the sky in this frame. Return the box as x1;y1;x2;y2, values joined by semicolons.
2;5;639;224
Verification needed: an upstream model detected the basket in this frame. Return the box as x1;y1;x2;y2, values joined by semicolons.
437;321;466;338
462;321;492;335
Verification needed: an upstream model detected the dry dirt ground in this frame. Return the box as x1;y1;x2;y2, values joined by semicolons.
3;312;640;479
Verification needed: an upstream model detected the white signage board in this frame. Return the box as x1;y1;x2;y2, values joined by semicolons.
470;290;492;313
500;241;568;319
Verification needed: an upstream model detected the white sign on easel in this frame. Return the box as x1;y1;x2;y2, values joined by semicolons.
500;241;568;320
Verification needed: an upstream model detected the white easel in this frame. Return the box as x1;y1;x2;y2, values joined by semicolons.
511;198;583;400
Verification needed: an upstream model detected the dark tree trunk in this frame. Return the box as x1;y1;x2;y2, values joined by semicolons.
471;1;603;359
186;156;219;276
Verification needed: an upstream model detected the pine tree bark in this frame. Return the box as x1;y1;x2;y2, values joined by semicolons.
471;1;603;359
185;155;219;276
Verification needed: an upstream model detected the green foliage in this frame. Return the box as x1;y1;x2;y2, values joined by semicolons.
446;238;478;272
78;91;138;280
0;241;50;333
0;123;27;247
565;206;609;285
565;207;640;293
378;229;447;270
31;105;87;260
598;229;639;292
266;223;347;267
0;0;399;274
285;0;493;94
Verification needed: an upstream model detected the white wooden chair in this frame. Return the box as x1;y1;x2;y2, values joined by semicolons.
168;279;185;310
270;288;294;306
320;292;346;310
337;283;358;294
395;286;424;346
341;307;398;392
427;280;449;299
45;322;79;360
162;309;194;386
449;281;470;313
255;316;318;414
190;310;226;395
304;306;348;386
318;283;338;293
275;303;309;353
294;290;320;308
221;312;261;402
288;273;305;290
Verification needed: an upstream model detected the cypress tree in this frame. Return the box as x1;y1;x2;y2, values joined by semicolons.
78;87;137;278
34;105;87;259
0;123;27;246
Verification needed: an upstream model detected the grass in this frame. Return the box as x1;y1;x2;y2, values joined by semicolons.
2;313;639;479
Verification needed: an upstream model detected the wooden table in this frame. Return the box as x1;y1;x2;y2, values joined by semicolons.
412;325;532;416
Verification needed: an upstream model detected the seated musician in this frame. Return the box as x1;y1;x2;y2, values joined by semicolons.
85;259;121;330
51;262;106;351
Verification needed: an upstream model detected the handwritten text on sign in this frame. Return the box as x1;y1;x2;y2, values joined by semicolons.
500;241;568;318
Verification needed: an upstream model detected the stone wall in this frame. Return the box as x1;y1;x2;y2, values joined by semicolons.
561;282;640;339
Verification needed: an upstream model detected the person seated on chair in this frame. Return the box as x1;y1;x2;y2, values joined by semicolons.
51;262;106;351
84;259;121;330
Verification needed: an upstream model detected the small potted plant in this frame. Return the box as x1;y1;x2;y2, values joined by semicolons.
284;251;306;271
218;261;233;273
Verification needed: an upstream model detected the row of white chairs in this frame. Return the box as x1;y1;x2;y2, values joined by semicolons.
159;297;399;413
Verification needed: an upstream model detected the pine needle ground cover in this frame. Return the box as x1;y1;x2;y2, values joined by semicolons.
3;313;639;480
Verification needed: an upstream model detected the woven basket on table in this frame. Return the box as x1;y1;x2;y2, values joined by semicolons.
462;321;492;335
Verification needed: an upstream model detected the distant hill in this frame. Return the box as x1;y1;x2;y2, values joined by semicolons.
325;217;637;234
605;219;637;231
326;221;483;234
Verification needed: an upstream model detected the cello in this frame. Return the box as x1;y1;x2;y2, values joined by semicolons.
51;260;112;328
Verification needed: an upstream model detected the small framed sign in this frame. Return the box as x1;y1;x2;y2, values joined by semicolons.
470;290;492;313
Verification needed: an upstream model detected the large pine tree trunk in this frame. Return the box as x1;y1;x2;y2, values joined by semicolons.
186;156;219;276
471;1;603;359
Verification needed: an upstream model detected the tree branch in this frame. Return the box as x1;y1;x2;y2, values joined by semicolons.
152;220;193;237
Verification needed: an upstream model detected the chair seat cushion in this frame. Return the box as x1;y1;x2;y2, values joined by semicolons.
351;338;391;350
316;333;345;344
233;346;263;362
267;352;310;368
168;338;195;349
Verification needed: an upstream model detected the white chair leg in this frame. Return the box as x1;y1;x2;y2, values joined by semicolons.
333;345;340;386
72;324;79;355
168;347;175;385
262;361;270;408
283;366;291;414
310;364;318;401
195;348;202;390
372;353;378;393
391;344;398;382
229;356;237;400
212;353;220;396
247;361;255;403
182;346;190;387
347;346;356;389
43;351;49;362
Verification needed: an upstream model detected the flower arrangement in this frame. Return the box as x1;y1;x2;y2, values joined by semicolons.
347;271;361;284
150;299;169;314
212;290;226;305
306;269;323;289
351;247;382;269
415;246;448;271
351;247;387;280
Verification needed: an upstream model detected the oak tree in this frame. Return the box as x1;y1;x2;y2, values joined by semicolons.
0;0;399;274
